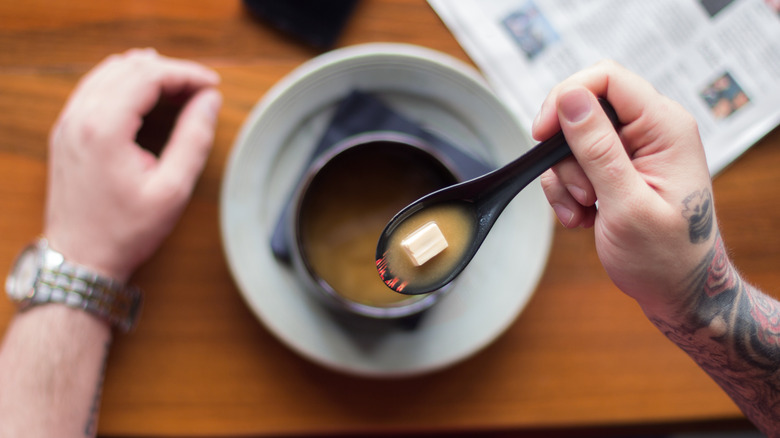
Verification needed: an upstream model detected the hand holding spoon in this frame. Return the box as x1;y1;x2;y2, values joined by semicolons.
375;98;619;295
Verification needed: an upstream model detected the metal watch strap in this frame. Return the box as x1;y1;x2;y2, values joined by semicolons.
33;261;142;333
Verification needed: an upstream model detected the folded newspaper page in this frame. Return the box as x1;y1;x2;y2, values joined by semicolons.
430;0;780;175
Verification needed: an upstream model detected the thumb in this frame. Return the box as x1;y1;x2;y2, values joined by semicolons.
557;87;644;205
155;87;222;192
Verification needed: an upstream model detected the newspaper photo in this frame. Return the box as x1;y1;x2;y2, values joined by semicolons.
430;0;780;174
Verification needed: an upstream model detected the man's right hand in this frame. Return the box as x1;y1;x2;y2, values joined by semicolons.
533;60;715;318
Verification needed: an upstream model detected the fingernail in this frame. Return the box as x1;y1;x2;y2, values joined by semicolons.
552;204;574;227
532;98;548;138
559;88;592;123
532;110;541;133
566;184;587;205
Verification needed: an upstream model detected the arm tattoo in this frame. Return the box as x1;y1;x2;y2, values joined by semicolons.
651;188;780;433
84;341;111;437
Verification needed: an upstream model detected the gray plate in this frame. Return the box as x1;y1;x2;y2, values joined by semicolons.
220;43;553;377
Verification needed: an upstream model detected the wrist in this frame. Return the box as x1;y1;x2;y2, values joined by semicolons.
43;232;133;283
639;233;739;332
6;237;144;332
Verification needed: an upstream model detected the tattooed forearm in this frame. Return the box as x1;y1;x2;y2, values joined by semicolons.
84;341;111;437
650;188;780;434
652;238;780;430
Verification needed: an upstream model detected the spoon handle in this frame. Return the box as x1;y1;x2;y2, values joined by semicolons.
477;98;619;215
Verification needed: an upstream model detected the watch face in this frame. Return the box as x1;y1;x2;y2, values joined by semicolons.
6;244;40;301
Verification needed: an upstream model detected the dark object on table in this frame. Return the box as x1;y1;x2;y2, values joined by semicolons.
242;0;359;49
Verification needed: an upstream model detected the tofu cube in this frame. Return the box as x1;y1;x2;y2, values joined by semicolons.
400;221;448;266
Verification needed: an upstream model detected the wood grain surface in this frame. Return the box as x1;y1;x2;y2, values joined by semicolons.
0;1;775;436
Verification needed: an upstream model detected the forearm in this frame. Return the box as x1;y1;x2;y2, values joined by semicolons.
647;234;780;435
0;305;111;438
533;62;777;432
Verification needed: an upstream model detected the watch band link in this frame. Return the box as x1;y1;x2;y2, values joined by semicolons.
33;263;142;333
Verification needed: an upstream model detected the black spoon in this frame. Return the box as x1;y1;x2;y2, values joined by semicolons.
375;98;619;295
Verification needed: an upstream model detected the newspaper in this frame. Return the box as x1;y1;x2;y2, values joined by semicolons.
429;0;780;175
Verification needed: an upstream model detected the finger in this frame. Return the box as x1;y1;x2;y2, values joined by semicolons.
555;86;646;206
58;49;161;119
78;50;219;126
53;53;125;130
110;50;221;121
532;60;662;153
114;48;221;93
550;156;596;206
54;49;221;146
152;87;222;196
540;169;595;228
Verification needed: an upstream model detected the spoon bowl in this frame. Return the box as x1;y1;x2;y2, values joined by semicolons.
376;98;618;295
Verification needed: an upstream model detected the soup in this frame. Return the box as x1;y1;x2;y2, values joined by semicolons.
298;142;456;307
379;202;475;292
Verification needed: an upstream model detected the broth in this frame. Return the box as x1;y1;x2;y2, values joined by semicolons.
381;202;475;291
299;143;456;307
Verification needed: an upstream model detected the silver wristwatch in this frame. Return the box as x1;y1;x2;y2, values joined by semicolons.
5;238;143;332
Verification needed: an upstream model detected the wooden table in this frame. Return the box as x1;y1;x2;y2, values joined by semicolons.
1;1;775;436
